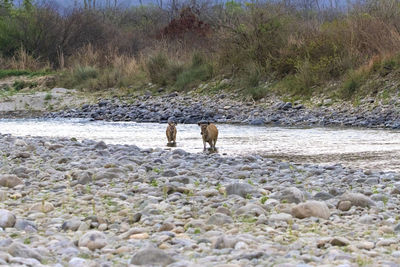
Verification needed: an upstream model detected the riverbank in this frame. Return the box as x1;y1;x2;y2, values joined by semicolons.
43;90;400;129
0;133;399;266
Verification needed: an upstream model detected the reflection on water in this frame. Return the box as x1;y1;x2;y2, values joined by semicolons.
1;118;400;172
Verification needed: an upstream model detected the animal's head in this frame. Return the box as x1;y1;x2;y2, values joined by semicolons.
168;122;177;127
198;122;210;135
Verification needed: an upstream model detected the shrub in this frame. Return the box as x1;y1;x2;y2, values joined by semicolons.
146;53;183;86
340;70;367;99
13;80;25;91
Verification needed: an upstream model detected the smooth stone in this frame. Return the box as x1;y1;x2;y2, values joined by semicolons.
330;237;350;246
30;202;54;213
14;219;37;232
8;243;43;261
0;175;23;188
206;213;233;226
130;247;175;266
291;200;330;219
337;192;375;209
78;230;107;251
0;209;16;228
278;187;305;203
129;233;149;239
268;213;293;223
337;200;352;211
62;219;81;231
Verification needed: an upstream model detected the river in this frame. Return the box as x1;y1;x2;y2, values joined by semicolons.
1;118;400;172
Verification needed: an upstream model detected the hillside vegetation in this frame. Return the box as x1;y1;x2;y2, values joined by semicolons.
1;0;400;101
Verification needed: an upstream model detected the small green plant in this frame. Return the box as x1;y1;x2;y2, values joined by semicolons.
23;237;31;244
382;196;389;206
216;183;221;191
194;180;200;187
194;228;201;234
260;196;269;204
245;193;252;199
152;167;161;174
150;179;158;187
44;92;52;101
372;186;379;194
247;179;254;185
10;233;19;238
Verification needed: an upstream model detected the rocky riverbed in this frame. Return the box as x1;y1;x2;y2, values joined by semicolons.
0;133;399;266
44;91;400;129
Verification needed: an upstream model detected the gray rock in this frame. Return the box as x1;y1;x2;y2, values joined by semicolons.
206;213;233;226
278;187;305;203
337;192;375;209
68;257;89;267
78;230;107;251
172;149;187;156
236;204;265;217
213;235;238;249
8;243;43;261
0;175;23;188
162;170;178;177
0;209;16;228
62;219;81;231
268;213;293;223
394;223;400;232
291;201;330;220
313;192;333;200
359;214;377;224
337;200;352;211
8;257;42;266
94;141;107;149
226;183;256;198
130;247;175;266
14;219;37;232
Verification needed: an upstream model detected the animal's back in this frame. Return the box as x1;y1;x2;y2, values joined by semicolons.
207;124;218;142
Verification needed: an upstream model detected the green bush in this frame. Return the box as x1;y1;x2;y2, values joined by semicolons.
146;53;183;86
174;54;213;91
72;66;98;83
340;70;367;99
13;80;26;91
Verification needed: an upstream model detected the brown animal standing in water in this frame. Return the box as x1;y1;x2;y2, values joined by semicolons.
198;122;218;150
166;122;177;144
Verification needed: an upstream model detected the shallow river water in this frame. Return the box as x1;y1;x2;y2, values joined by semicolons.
1;118;400;172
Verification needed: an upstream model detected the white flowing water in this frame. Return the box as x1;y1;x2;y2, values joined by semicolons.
1;118;400;171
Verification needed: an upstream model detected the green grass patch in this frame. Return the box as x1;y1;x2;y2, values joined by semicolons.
174;63;213;91
0;69;52;79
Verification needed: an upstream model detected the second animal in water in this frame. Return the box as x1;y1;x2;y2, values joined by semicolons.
198;122;218;151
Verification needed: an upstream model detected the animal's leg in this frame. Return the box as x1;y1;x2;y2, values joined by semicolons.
203;140;206;150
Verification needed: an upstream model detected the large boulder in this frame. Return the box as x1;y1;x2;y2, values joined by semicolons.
337;192;375;211
291;201;330;219
130;247;175;266
0;175;23;188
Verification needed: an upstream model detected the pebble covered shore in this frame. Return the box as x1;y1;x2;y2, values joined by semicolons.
0;133;399;266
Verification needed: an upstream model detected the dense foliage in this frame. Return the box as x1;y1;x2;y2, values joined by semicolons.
1;0;400;99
